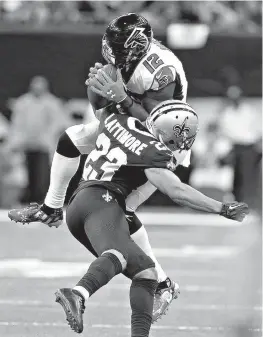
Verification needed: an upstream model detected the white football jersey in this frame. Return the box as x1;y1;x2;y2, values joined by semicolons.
125;39;188;101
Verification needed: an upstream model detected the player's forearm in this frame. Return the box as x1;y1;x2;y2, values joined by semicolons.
169;182;222;213
145;168;222;214
118;95;149;121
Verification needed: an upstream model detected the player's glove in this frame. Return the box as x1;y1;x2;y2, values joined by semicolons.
89;66;127;103
220;202;249;222
85;62;104;86
8;203;63;228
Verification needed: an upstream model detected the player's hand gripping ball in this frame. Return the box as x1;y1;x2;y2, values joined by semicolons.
88;64;127;104
86;64;119;110
86;62;104;86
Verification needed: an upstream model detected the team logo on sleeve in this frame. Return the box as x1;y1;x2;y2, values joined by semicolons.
124;27;148;49
154;66;174;89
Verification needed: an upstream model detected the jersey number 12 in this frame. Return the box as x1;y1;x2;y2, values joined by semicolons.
143;53;164;74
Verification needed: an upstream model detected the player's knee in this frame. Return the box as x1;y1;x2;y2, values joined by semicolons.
102;249;127;270
133;267;158;281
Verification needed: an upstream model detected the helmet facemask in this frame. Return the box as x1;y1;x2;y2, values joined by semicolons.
160;131;197;153
102;14;153;71
102;34;151;71
102;35;116;66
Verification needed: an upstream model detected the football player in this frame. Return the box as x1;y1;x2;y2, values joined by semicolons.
87;12;187;121
9;101;249;335
15;12;191;323
85;12;189;318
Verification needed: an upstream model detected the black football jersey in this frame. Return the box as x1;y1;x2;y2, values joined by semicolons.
74;105;176;199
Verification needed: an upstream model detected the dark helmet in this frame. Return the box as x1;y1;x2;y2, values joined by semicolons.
102;13;153;70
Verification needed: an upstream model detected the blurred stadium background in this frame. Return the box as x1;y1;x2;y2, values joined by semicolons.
0;1;262;337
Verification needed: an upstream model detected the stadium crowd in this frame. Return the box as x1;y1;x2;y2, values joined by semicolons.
0;0;261;33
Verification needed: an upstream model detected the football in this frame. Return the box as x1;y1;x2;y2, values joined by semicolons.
87;64;117;110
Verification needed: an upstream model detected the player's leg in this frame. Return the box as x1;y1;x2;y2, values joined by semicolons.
78;212;158;337
128;212;180;322
128;213;167;282
55;187;128;332
54;187;129;332
78;197;160;337
124;240;158;337
72;190;130;300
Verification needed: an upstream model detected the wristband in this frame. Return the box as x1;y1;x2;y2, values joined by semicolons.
219;203;231;217
116;95;133;114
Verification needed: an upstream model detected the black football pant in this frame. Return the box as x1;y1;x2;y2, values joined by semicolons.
66;186;154;278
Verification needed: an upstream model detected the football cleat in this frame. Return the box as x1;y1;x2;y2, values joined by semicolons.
8;202;63;228
152;278;180;323
220;202;249;222
55;288;85;334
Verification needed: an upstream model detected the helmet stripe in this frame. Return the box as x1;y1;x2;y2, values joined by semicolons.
150;100;193;116
151;108;196;123
150;103;197;123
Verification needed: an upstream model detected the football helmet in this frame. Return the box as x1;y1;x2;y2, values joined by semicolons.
102;13;153;70
146;100;199;152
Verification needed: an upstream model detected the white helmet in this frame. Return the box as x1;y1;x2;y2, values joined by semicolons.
146;100;199;152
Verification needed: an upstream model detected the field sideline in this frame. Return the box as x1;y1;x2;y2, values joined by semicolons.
0;208;261;337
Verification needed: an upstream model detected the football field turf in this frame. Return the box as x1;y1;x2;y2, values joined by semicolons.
0;209;261;337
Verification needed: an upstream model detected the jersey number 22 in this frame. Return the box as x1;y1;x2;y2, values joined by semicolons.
83;133;127;181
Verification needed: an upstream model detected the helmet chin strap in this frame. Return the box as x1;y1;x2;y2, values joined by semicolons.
159;134;185;154
122;49;135;71
158;134;170;152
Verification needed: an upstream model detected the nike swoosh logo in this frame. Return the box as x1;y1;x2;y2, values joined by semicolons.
228;205;239;210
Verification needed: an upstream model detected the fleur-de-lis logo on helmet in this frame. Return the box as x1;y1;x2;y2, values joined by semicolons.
173;118;190;138
124;27;149;49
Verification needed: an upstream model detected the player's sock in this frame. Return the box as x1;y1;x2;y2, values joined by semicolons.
73;286;90;301
76;252;123;296
131;226;167;282
44;151;80;208
130;278;158;337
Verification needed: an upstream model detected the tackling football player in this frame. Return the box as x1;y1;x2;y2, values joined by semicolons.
9;101;249;336
85;12;189;318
